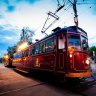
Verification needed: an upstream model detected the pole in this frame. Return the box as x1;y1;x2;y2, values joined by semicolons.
73;0;78;28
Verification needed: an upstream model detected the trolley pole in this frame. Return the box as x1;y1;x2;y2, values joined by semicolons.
73;0;78;29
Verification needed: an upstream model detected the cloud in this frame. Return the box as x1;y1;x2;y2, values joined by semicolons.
91;6;96;14
0;15;4;19
0;50;7;58
0;24;20;45
4;36;14;40
2;0;9;5
0;26;4;30
25;0;41;4
0;24;20;36
7;5;15;12
0;24;20;57
77;0;96;15
2;0;57;29
16;0;41;4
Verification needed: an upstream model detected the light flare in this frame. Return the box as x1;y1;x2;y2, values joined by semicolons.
85;59;90;65
17;42;29;51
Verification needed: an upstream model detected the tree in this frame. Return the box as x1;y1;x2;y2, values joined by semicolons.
0;58;3;63
20;27;35;44
6;27;35;57
89;46;96;57
7;46;16;57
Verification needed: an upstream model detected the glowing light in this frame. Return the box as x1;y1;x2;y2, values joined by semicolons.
4;54;9;59
17;42;29;51
70;54;73;58
85;59;90;65
68;47;75;54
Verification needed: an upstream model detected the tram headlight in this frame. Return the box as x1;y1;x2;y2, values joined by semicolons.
85;60;90;65
69;54;73;58
85;59;90;65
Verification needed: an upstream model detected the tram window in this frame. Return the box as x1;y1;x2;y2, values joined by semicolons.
22;51;25;57
16;53;19;58
29;46;35;55
13;54;16;59
23;52;26;57
23;51;27;57
30;48;33;55
45;37;54;52
27;50;29;56
35;45;39;54
58;34;65;49
25;50;29;56
14;53;19;58
68;35;80;49
16;54;18;58
19;53;20;58
39;42;45;53
81;36;88;50
32;47;35;55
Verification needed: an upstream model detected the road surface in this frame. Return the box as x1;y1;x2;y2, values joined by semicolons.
0;62;96;96
0;63;80;96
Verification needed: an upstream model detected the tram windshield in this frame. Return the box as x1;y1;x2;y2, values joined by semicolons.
81;36;88;50
68;34;80;49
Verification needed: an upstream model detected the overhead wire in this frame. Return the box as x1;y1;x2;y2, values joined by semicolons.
57;0;96;27
42;0;96;34
65;3;72;11
41;0;65;34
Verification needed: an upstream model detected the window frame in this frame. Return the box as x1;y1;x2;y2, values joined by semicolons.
45;37;55;52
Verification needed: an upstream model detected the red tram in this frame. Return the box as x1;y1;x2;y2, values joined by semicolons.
12;26;92;79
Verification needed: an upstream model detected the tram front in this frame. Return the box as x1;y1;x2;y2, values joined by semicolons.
65;26;92;78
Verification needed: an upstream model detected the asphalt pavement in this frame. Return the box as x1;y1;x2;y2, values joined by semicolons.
0;62;96;96
0;63;80;96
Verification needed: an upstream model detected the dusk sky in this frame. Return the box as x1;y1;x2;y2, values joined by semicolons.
0;0;96;57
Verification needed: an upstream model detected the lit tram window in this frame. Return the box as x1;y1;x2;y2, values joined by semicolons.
45;37;54;52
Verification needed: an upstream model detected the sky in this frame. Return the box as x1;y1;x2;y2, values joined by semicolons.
0;0;96;57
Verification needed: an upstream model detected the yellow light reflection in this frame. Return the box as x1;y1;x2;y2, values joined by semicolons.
17;42;29;51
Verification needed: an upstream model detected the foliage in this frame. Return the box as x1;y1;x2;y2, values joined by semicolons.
7;46;16;57
0;58;3;63
6;27;35;57
89;46;96;56
20;27;35;43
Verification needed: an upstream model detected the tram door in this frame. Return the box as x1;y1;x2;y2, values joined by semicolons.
57;34;66;71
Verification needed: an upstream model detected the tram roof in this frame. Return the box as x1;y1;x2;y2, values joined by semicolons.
52;26;87;35
33;26;87;45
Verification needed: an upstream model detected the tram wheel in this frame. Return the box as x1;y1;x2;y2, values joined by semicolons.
65;77;80;85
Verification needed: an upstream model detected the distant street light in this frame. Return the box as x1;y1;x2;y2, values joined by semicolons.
3;54;9;60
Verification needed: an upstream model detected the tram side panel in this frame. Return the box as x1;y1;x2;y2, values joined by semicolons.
29;51;56;71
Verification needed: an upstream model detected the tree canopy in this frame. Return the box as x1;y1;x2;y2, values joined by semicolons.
89;46;96;56
6;27;35;57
